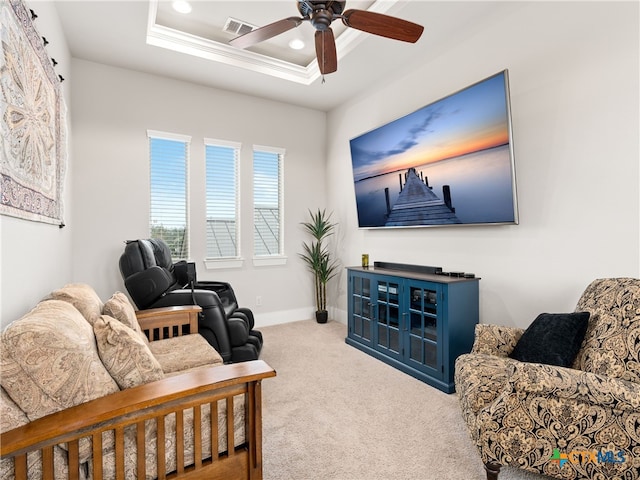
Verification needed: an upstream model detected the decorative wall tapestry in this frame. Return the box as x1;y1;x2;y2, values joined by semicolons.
0;0;66;225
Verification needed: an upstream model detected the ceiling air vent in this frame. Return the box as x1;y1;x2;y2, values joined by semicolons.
223;17;258;37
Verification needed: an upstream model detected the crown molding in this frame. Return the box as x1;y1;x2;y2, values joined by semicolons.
146;0;400;85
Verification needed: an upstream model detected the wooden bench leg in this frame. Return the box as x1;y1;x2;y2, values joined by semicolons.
485;462;501;480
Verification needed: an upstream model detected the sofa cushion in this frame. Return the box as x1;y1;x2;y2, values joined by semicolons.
0;300;119;420
45;283;104;325
0;387;28;480
0;386;28;432
573;277;640;382
0;388;74;480
1;300;119;465
103;291;149;346
94;315;164;389
509;312;590;367
148;335;223;374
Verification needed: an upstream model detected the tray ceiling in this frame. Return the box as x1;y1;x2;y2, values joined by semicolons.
53;1;516;111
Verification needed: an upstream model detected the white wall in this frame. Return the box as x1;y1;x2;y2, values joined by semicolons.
2;1;638;332
326;1;640;328
69;60;327;327
1;1;73;328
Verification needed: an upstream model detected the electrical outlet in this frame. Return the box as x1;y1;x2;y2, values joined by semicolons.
256;296;262;306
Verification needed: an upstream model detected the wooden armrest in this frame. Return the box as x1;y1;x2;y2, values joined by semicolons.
136;305;202;340
1;360;276;458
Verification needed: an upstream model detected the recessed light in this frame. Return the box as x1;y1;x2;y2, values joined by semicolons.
172;0;192;14
288;38;305;50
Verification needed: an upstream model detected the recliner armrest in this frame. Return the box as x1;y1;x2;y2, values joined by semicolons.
195;281;238;316
227;316;250;347
124;266;176;309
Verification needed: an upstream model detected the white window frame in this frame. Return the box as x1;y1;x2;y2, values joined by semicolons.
252;144;287;266
203;138;244;270
147;129;191;260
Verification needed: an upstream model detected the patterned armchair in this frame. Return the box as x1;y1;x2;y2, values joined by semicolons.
455;278;640;480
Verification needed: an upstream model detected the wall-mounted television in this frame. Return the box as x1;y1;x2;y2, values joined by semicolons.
349;70;518;228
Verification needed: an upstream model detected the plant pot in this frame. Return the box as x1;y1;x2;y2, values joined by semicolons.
315;310;328;324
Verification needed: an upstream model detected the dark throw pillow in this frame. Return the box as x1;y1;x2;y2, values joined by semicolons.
509;312;590;367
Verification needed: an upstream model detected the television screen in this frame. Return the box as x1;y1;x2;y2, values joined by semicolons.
349;70;518;228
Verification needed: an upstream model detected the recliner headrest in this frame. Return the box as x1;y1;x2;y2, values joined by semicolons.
137;239;157;269
119;238;176;281
148;238;173;270
119;241;145;279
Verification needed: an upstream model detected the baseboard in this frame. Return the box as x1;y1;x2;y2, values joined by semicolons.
254;308;313;327
330;306;348;325
255;306;348;327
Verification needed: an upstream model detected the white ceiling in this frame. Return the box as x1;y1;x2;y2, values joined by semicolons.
51;1;514;111
152;0;376;67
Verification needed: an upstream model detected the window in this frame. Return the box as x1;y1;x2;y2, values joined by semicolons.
253;145;284;259
148;130;190;260
205;139;240;259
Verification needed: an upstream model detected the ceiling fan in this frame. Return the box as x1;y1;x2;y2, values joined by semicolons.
228;1;424;75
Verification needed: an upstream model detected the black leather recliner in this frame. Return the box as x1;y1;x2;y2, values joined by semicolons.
118;239;262;363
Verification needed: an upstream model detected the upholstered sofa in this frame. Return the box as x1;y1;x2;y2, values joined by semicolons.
0;284;275;480
455;277;640;480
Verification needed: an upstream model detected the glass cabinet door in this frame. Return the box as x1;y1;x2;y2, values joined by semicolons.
406;282;441;376
375;278;402;360
350;275;372;344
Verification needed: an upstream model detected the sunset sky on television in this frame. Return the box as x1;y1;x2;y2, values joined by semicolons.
350;72;510;182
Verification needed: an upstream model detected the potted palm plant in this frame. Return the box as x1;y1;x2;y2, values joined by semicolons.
300;209;339;323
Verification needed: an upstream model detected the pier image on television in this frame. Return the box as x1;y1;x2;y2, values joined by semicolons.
349;70;518;228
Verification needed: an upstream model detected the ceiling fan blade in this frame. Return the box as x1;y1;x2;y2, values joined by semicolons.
229;17;304;49
342;10;424;43
315;29;337;75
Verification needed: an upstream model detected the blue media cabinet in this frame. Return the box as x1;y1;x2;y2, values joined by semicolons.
346;263;480;393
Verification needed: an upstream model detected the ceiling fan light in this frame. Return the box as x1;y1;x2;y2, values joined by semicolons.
172;0;192;14
288;38;305;50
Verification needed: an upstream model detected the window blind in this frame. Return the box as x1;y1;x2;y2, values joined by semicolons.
205;139;240;259
148;130;190;260
253;145;284;256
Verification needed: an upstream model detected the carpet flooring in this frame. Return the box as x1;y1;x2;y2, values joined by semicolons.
258;319;550;480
